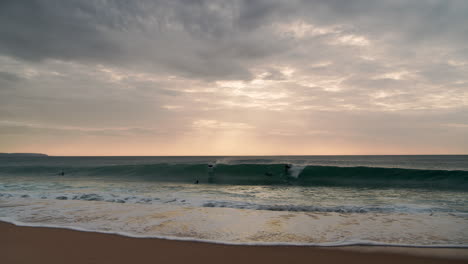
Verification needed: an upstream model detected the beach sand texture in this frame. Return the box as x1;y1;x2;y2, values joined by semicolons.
2;222;467;264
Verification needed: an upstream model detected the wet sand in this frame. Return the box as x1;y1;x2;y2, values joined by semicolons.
1;222;467;264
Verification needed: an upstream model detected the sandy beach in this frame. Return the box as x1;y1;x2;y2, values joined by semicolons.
2;222;467;264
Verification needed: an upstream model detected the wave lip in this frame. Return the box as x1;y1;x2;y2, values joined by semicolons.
0;163;467;190
296;165;468;190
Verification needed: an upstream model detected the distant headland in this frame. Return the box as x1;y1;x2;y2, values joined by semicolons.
0;153;48;157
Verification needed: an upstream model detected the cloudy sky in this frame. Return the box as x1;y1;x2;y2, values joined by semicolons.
1;0;467;155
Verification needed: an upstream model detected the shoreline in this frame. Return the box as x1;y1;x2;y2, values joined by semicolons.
2;222;468;264
3;218;467;248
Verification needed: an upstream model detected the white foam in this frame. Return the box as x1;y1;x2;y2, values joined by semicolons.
289;165;306;178
1;218;467;248
2;196;468;248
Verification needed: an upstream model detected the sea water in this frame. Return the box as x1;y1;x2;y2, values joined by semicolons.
0;155;467;246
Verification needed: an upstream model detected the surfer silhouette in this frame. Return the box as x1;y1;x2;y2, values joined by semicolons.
207;164;215;183
195;179;199;184
59;170;65;176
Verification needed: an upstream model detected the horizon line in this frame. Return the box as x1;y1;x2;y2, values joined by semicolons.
4;154;468;157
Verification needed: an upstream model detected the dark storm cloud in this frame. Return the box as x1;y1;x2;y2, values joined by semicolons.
0;1;121;62
0;0;276;79
1;0;468;79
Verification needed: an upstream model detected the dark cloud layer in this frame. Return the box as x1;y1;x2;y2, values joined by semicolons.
0;1;121;62
1;1;464;77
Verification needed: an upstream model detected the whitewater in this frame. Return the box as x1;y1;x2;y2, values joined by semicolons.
0;155;467;247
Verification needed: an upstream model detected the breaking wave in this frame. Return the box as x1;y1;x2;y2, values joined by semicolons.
0;163;467;190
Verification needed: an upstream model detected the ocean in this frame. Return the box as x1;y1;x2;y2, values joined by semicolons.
1;155;467;247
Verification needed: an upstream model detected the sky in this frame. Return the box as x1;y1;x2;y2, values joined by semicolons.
1;0;468;156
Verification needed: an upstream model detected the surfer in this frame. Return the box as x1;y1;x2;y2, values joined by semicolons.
207;164;215;183
284;164;291;175
195;179;199;184
58;170;65;176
